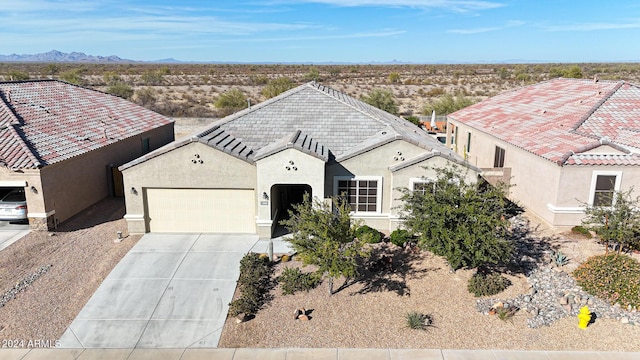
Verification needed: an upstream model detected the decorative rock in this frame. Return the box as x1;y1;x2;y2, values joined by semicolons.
523;295;532;303
587;298;594;305
236;313;248;323
298;314;309;321
621;317;630;324
294;309;302;320
563;304;573;312
558;297;568;305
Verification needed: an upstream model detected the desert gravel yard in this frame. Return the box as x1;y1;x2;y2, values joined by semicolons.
0;198;138;343
219;216;640;351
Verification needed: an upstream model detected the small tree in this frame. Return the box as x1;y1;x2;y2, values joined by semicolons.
361;88;398;115
582;188;640;254
6;70;29;81
106;81;134;99
262;77;294;99
399;165;513;270
422;93;476;116
280;194;369;295
214;88;247;116
59;69;83;85
133;87;157;107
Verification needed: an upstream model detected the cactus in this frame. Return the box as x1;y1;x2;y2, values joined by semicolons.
553;250;569;267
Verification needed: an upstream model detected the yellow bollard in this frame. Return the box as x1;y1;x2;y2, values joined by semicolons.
577;306;591;329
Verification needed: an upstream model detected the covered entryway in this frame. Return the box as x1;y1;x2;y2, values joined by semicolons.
146;188;255;233
270;184;311;237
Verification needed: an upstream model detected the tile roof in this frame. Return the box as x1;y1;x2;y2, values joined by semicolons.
448;78;640;166
197;82;455;163
0;80;173;169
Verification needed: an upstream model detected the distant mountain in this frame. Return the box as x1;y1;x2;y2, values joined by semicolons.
0;50;135;63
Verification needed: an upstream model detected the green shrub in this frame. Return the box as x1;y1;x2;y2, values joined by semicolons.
405;311;433;330
229;253;274;317
390;229;411;247
279;267;322;295
571;225;592;238
355;225;383;243
467;271;511;297
573;254;640;309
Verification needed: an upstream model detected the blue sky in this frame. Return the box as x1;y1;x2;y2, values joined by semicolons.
1;0;640;63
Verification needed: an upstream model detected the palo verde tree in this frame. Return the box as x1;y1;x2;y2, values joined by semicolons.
421;93;476;116
261;77;295;99
361;88;398;115
280;194;370;295
398;165;513;270
214;88;247;116
581;188;640;254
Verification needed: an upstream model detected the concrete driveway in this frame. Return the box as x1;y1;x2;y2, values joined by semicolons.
0;220;30;251
58;233;259;349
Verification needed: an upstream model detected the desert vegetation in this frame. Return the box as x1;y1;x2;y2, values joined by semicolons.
2;62;640;118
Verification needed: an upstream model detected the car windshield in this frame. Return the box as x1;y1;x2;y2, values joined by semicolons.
2;190;25;202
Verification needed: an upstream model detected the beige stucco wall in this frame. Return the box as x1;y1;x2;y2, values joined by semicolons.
122;141;257;233
551;165;640;226
448;119;640;227
35;124;174;230
255;148;326;238
327;140;456;233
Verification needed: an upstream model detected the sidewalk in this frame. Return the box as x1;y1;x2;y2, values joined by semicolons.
1;348;638;360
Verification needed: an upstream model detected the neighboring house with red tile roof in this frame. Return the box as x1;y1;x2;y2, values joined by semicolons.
446;78;640;227
120;82;478;237
0;80;174;229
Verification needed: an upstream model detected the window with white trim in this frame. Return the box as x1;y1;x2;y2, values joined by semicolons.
589;171;622;207
410;178;435;195
335;177;382;213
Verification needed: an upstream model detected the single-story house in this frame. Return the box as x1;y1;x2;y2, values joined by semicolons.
0;80;174;230
120;82;478;238
446;78;640;228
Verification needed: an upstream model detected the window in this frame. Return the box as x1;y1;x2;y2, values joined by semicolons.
141;137;150;154
589;171;622;207
494;146;505;168
335;177;381;213
411;180;435;195
593;175;616;206
466;132;472;153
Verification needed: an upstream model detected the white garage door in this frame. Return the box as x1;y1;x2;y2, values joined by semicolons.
146;188;255;233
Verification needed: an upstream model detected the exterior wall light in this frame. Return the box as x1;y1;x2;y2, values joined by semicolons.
130;187;138;195
30;186;38;194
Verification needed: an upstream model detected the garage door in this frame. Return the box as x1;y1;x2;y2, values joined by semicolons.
146;188;255;233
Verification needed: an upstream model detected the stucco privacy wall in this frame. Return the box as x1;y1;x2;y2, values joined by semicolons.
122;141;257;233
255;148;325;238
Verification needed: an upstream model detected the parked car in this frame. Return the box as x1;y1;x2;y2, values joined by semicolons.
0;189;27;221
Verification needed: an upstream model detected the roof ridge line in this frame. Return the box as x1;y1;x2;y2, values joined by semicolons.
570;80;624;131
308;82;393;128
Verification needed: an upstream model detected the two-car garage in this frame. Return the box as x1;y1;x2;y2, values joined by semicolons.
145;188;256;233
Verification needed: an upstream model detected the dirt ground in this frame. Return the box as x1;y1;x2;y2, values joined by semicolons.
0;198;139;341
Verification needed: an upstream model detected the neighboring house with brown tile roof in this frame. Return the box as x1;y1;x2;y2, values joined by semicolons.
0;80;174;229
120;82;478;237
446;78;640;227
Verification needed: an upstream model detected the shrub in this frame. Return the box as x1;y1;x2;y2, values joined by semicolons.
390;229;411;247
405;311;433;330
228;252;274;317
279;267;322;295
571;225;592;238
355;225;383;244
573;254;640;309
467;271;511;297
